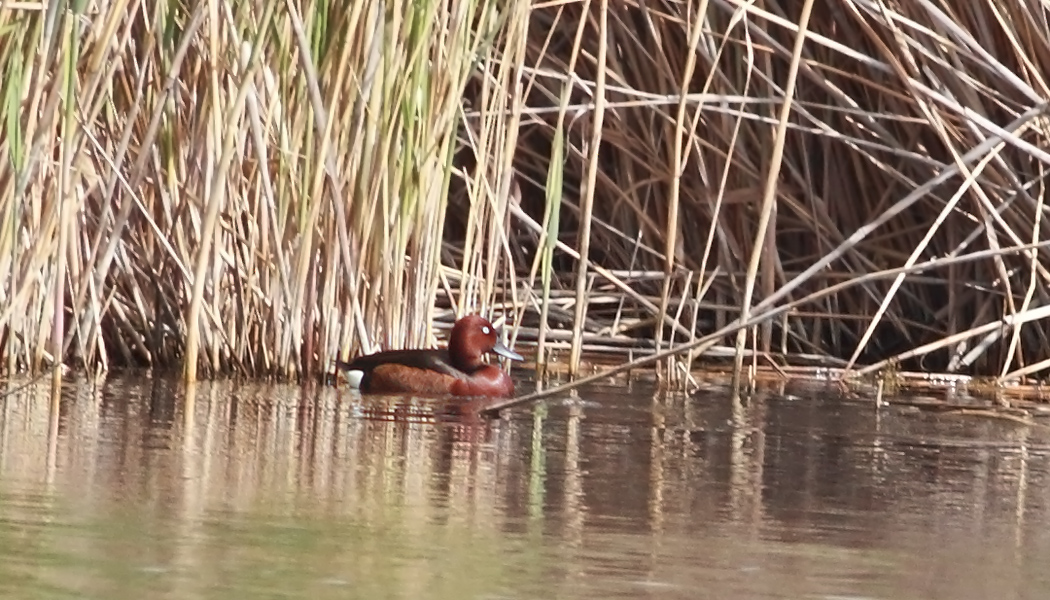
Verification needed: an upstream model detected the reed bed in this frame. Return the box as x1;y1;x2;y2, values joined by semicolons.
3;0;1050;388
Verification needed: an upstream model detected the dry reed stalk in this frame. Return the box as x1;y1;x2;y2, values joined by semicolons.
566;0;608;374
734;0;816;391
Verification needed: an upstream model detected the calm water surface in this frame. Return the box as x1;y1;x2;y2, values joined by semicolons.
2;373;1050;599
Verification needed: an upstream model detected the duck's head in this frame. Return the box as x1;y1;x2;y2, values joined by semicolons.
448;315;524;370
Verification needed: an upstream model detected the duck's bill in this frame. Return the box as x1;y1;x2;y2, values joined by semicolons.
493;340;524;362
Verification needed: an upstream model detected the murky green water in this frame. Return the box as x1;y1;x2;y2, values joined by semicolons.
2;373;1050;599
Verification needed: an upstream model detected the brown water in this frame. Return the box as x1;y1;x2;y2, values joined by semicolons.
2;373;1050;600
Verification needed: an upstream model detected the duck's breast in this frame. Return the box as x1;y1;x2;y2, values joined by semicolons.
450;366;515;398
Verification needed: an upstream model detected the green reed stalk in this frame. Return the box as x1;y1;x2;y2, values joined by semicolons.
0;10;33;374
537;130;564;370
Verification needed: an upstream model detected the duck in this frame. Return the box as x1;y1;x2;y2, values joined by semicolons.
334;314;524;398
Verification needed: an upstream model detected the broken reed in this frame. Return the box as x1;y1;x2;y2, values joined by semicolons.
4;0;1050;385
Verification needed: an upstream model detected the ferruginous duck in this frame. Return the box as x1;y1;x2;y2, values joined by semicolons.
335;315;523;398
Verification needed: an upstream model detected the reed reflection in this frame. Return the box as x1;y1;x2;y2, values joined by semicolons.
0;376;1049;600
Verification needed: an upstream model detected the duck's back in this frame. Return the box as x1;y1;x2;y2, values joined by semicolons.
335;348;468;392
337;348;458;373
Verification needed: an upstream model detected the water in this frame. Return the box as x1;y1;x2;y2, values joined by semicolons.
2;373;1050;599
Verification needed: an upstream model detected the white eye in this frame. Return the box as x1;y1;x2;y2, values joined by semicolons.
482;326;491;334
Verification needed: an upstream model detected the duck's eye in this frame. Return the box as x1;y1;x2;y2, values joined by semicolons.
482;326;491;335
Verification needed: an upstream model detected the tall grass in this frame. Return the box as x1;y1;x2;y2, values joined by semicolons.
0;0;523;381
5;0;1050;386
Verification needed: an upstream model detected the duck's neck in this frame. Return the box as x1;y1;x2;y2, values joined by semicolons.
452;353;485;373
448;335;485;372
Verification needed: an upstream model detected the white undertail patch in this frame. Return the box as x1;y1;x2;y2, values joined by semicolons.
344;369;365;389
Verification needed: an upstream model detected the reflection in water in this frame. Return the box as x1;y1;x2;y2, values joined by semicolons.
1;374;1050;599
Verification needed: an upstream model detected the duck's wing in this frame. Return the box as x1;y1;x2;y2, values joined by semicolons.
335;349;468;378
